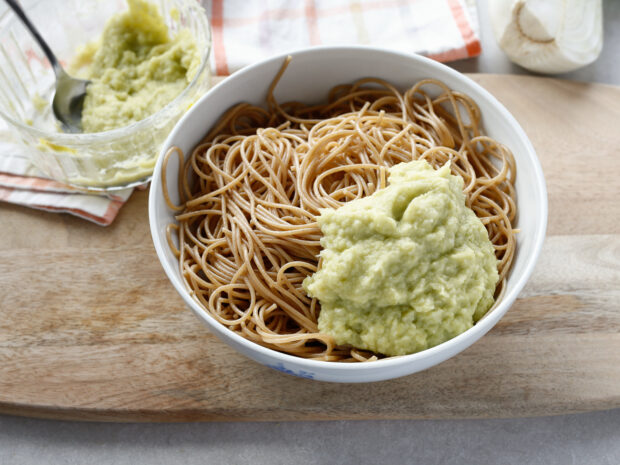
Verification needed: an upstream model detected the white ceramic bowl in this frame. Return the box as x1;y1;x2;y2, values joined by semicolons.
149;46;547;383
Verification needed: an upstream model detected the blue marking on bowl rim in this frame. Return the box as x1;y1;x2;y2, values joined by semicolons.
266;362;315;379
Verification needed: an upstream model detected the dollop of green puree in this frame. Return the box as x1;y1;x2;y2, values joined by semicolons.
73;0;200;133
303;160;499;356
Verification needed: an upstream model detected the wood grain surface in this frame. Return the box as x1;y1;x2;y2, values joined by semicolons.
0;74;619;422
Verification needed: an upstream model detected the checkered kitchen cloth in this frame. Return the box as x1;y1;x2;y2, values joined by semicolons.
0;134;133;226
204;0;481;75
0;0;480;225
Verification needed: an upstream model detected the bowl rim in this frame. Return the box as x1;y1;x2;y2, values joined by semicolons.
149;44;548;374
0;0;212;143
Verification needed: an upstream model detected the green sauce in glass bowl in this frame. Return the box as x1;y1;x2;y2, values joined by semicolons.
0;0;211;190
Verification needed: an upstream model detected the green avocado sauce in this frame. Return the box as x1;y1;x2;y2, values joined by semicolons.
303;160;499;356
71;0;200;133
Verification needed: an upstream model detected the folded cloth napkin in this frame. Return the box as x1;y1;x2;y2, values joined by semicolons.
0;0;480;225
0;132;133;226
203;0;481;75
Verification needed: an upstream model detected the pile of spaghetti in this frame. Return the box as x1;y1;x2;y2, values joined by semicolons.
163;59;517;362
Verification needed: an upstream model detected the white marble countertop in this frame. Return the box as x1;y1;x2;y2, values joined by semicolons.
1;1;619;463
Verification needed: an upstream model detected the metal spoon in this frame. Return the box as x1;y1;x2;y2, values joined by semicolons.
5;0;90;133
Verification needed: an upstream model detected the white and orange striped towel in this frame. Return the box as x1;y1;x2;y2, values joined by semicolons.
0;0;480;225
204;0;481;75
0;131;133;226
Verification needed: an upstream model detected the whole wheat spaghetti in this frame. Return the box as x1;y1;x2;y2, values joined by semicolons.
162;58;517;362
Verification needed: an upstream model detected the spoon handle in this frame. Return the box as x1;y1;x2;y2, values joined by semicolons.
4;0;65;78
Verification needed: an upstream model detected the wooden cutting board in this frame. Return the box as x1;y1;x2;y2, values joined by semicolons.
1;74;619;422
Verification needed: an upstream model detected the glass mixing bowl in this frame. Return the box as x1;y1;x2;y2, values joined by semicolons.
0;0;211;190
